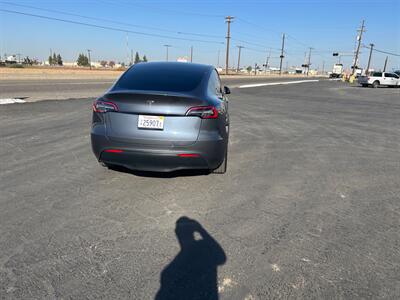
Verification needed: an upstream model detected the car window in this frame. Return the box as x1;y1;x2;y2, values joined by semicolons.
385;73;397;78
372;72;382;77
208;70;222;96
115;63;207;92
394;74;400;79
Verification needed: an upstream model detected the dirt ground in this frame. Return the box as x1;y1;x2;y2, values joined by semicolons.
0;67;124;80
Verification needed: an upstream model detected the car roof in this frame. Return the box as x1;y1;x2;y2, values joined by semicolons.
129;61;214;73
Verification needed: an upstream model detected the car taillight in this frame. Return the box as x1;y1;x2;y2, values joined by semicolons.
186;106;218;119
177;153;200;158
104;149;123;153
92;100;118;113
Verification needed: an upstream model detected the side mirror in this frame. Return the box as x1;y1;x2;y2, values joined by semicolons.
223;86;231;94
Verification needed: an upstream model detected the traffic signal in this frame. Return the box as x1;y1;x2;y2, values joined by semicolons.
333;53;339;56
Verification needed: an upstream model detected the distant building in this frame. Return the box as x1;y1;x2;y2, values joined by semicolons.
5;55;17;63
177;57;188;62
62;62;78;67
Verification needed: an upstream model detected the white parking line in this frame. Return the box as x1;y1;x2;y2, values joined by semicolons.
239;79;319;88
0;98;26;105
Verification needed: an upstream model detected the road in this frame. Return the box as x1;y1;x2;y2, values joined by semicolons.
0;76;320;102
1;81;399;299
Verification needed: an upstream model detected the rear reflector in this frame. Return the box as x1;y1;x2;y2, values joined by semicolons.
104;149;123;153
177;153;200;158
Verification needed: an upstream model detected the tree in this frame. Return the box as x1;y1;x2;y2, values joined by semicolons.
77;53;89;66
246;66;252;74
134;51;141;64
56;54;63;66
142;55;148;62
108;61;115;68
48;55;53;65
24;56;32;65
100;60;107;67
52;53;57;65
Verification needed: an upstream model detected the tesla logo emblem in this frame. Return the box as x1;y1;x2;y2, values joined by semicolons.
146;100;155;106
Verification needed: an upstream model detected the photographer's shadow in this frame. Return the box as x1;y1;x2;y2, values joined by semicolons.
155;217;227;300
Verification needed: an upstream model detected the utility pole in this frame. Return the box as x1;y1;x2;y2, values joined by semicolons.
87;49;92;70
254;63;258;76
322;60;325;75
383;56;388;72
352;20;365;75
225;16;234;75
366;43;374;75
190;46;193;63
279;33;285;76
264;48;271;73
126;33;129;66
164;45;171;61
307;47;313;76
236;46;244;73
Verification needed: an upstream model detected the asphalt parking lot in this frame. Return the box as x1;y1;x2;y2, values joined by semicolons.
1;80;399;299
0;76;315;102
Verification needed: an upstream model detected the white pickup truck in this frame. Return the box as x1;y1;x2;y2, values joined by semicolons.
358;72;400;88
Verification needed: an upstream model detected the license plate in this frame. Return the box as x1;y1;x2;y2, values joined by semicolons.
138;115;164;130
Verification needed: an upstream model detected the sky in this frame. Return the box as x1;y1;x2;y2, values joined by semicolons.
1;0;399;71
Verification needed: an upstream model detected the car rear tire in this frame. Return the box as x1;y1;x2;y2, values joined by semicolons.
372;81;380;88
212;146;228;174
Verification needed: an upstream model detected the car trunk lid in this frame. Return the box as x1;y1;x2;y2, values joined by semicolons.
103;91;205;147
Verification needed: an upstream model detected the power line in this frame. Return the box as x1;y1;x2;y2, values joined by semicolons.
231;38;281;52
0;1;224;39
0;9;225;45
235;17;281;36
236;17;313;49
104;0;225;19
231;38;266;49
244;47;267;53
286;34;312;48
362;45;400;57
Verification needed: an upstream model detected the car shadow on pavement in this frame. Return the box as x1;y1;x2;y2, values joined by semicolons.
107;165;211;178
155;216;226;300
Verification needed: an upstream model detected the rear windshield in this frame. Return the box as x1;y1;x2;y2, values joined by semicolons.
115;63;207;92
372;72;382;77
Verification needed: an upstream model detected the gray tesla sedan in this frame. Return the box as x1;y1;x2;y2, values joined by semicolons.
91;62;230;174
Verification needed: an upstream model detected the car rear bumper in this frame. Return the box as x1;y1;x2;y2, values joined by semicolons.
91;131;226;172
